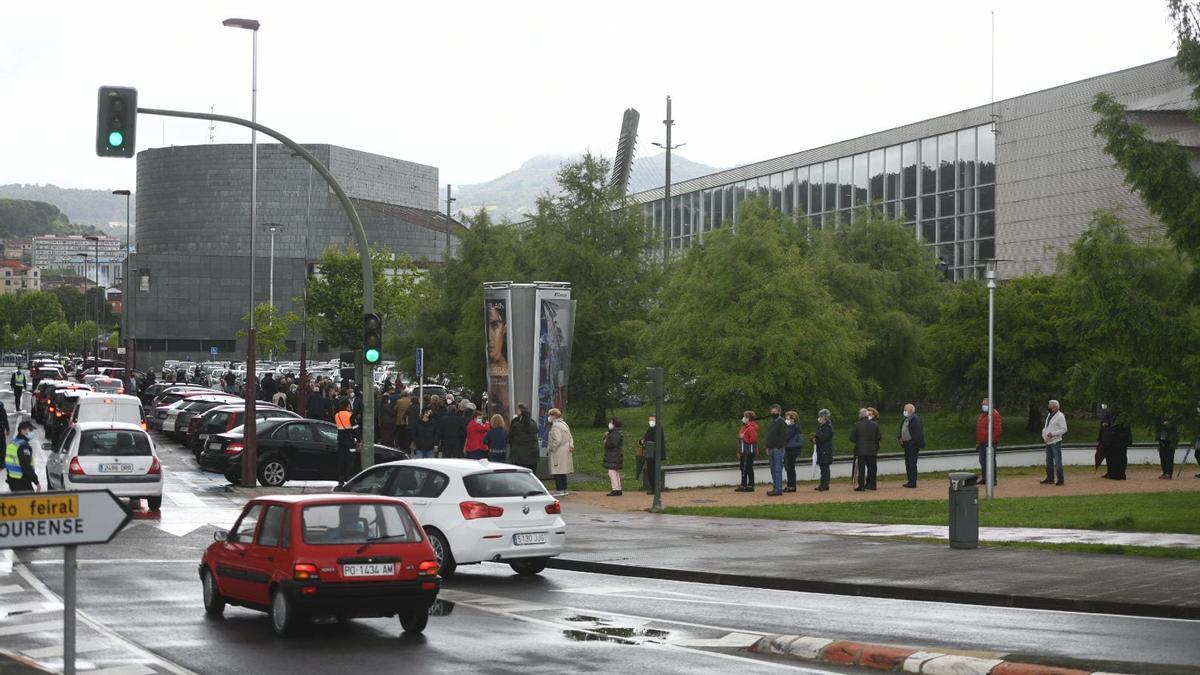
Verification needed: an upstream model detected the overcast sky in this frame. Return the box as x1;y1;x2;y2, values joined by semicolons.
0;0;1178;193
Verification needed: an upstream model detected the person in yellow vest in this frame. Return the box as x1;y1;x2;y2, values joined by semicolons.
334;401;356;487
10;369;27;412
5;421;39;492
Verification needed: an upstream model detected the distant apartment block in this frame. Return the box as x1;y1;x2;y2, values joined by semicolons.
0;259;41;294
32;235;124;288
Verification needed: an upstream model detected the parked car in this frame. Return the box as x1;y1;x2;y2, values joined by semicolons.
148;387;220;430
199;494;440;636
44;421;163;510
188;404;298;457
338;459;565;578
162;394;242;441
202;418;407;487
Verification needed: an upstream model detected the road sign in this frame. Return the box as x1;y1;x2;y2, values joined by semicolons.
210;346;219;357
415;347;424;378
0;490;132;549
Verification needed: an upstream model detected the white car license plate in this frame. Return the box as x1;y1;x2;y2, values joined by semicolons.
513;532;547;546
98;463;135;473
342;563;395;577
198;434;209;442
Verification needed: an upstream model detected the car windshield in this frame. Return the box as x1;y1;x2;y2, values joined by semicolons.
78;429;153;456
463;471;546;498
301;503;421;545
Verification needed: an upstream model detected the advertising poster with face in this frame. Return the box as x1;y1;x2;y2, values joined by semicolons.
535;289;574;448
485;289;512;419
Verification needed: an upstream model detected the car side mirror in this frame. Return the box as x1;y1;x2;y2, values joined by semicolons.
41;442;52;452
332;483;347;492
214;530;229;542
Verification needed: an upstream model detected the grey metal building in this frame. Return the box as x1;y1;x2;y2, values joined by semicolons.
130;143;462;362
632;58;1191;279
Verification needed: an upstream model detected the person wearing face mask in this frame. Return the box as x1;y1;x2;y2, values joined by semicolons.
976;398;1003;486
508;403;541;473
764;404;788;496
1040;399;1068;485
464;403;491;460
1155;415;1179;479
898;403;925;488
811;409;834;491
850;408;881;491
603;417;625;496
639;415;666;494
735;411;758;492
546;408;575;496
783;410;804;492
1097;408;1133;480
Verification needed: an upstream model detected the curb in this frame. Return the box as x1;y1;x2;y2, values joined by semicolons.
0;648;54;674
749;634;1127;675
544;557;1200;620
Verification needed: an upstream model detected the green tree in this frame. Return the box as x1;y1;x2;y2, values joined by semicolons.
1061;210;1200;432
238;302;299;359
304;245;432;352
524;153;661;424
1092;1;1200;267
39;320;72;354
15;323;38;353
645;198;867;426
71;320;97;355
926;275;1074;432
397;209;524;393
49;286;84;324
106;329;121;350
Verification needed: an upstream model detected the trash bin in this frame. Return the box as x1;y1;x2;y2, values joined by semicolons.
948;472;979;549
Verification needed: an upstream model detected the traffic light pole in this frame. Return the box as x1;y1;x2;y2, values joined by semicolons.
136;106;377;467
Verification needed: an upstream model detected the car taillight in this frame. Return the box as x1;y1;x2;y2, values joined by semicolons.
545;500;561;515
48;405;55;414
224;442;244;456
293;563;319;581
69;457;85;476
54;410;63;418
148;457;161;475
141;421;148;430
418;560;439;576
459;501;504;520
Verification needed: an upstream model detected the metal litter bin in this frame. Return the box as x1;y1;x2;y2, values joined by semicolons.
948;472;979;549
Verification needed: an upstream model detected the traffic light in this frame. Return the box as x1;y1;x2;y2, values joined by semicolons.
96;86;137;158
363;313;382;364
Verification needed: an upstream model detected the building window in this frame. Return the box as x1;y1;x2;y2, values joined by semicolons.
919;137;937;195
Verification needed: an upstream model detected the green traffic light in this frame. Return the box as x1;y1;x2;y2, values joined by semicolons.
365;348;381;364
109;130;124;147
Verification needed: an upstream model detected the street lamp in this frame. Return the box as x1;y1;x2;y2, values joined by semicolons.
289;151;312;417
224;16;261;488
85;235;101;371
985;260;997;500
651;95;684;267
113;189;132;376
263;223;284;310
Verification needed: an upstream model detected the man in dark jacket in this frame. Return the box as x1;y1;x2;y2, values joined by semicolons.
811;408;834;491
5;421;39;492
849;408;881;491
1156;415;1179;478
764;404;788;496
437;404;468;459
508;404;540;472
1099;410;1134;480
305;385;330;422
899;403;926;488
639;415;666;494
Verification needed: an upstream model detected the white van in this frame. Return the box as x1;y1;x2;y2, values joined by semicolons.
71;393;146;429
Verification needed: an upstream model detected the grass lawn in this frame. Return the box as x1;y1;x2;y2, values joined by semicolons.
665;491;1200;534
558;404;1107;491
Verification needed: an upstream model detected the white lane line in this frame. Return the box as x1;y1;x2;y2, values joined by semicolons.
0;585;22;595
23;639;111;658
0;619;61;636
15;564;199;675
0;601;61;618
89;665;157;675
0;549;13;574
673;632;763;648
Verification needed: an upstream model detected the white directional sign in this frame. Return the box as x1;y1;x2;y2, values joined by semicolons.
0;490;132;549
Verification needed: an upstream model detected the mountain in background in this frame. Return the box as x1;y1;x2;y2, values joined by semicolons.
454;152;720;223
0;184;134;229
0;198;114;240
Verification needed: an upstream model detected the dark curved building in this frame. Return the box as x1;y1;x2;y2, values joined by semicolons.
130;143;461;363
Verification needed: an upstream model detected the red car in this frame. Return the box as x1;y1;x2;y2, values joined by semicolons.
199;494;441;637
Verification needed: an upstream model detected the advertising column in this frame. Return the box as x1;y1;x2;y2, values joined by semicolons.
484;285;514;420
534;285;575;449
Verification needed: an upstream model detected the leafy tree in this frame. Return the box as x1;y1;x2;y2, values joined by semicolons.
1092;0;1200;268
1061;210;1200;432
927;275;1074;432
15;323;38;353
71;320;97;355
304;245;432;352
238;302;299;359
646;198;867;426
106;330;121;350
524;153;661;424
49;286;84;324
397;209;524;393
39;320;72;354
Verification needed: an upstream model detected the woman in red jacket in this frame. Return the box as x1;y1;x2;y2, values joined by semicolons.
736;410;759;492
464;405;491;460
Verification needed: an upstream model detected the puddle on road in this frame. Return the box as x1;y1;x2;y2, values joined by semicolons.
561;621;671;644
428;600;455;617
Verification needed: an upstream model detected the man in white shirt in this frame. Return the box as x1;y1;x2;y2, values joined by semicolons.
1040;399;1068;485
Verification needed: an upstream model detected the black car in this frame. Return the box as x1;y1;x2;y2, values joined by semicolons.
45;389;88;442
188;404;298;457
200;418;407;487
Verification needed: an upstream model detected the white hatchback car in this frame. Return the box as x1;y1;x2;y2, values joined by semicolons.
339;459;565;577
45;421;164;510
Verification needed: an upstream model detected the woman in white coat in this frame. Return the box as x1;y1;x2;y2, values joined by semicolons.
547;408;574;496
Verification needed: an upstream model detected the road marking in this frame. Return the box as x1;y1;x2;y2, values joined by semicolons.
90;665;158;675
0;619;61;636
0;601;61;618
673;632;763;648
0;585;22;595
22;639;110;659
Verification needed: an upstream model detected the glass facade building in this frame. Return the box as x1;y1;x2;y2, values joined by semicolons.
643;124;995;280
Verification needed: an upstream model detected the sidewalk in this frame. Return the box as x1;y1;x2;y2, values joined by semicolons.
552;508;1200;620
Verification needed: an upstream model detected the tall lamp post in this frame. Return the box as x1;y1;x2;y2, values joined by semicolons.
224;16;261;487
289;151;312;417
113;189;132;376
651;95;684;267
264;223;284;310
985;261;997;500
84;235;101;370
